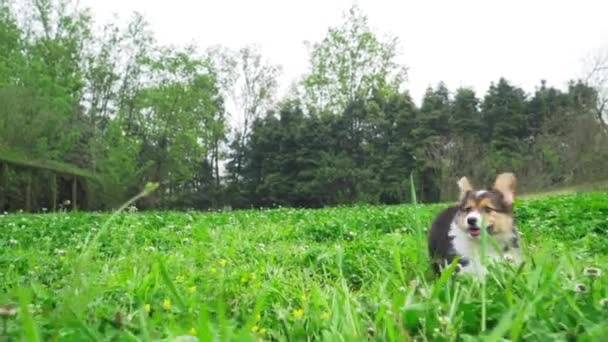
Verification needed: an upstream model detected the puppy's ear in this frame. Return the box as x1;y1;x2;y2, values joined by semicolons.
457;177;473;201
493;173;517;205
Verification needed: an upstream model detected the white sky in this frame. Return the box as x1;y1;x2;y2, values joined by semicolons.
82;0;608;105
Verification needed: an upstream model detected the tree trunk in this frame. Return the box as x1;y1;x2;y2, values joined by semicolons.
0;163;7;211
25;170;32;212
72;177;78;211
50;173;57;211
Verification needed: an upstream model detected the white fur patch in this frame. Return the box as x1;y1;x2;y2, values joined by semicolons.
448;222;521;279
475;190;487;197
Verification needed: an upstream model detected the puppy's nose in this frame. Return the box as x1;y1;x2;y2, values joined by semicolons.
467;217;478;226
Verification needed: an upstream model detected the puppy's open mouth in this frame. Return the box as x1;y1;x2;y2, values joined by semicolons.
468;227;481;237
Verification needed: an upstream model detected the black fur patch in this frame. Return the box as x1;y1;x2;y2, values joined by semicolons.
428;206;460;274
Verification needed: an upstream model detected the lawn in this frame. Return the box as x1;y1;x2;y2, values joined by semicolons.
1;192;607;341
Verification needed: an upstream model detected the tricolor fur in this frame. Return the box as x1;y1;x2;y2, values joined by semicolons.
428;173;522;278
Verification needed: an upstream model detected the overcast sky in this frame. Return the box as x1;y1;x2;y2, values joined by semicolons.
81;0;608;105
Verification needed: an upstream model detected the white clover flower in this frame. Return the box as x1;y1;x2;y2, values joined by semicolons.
574;283;588;293
583;267;601;278
438;315;450;326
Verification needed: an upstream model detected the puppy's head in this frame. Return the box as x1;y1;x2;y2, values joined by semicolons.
454;173;517;238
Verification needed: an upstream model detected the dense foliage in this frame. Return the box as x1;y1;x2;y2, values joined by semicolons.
1;192;607;340
0;1;607;212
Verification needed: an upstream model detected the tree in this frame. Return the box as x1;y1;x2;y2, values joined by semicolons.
412;83;451;202
481;78;528;153
581;47;608;129
133;46;224;207
301;4;407;115
222;45;281;186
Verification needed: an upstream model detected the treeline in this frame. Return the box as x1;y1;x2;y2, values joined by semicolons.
0;1;607;212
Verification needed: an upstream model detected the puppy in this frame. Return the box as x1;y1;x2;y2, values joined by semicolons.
428;173;522;278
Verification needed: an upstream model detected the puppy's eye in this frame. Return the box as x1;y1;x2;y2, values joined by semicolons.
462;206;472;212
483;206;494;213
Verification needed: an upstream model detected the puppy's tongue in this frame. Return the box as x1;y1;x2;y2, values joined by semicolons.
469;228;481;237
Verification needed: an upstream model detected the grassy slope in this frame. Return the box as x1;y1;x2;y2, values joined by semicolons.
0;193;607;341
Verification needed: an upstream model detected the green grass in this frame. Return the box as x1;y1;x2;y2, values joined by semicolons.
1;193;608;341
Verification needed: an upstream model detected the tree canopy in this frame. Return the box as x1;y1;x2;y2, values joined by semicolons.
1;0;607;212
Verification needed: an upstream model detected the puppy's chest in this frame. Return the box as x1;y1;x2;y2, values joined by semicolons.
448;223;520;275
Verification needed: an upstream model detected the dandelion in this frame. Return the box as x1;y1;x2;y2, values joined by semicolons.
144;304;151;313
293;308;304;319
219;259;227;267
189;327;197;335
210;267;217;274
574;283;588;293
251;325;259;332
321;311;331;320
583;267;601;278
188;286;197;294
163;299;172;310
600;298;608;308
9;239;18;245
259;328;267;334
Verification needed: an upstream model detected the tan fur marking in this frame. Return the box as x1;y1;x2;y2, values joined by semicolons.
493;173;517;205
458;177;473;200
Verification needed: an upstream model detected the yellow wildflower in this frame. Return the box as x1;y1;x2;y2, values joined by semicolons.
251;325;259;332
259;328;267;334
219;259;227;267
189;327;197;335
163;299;172;310
188;286;197;294
293;308;304;319
144;304;151;313
255;313;261;321
210;267;217;274
321;311;331;320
